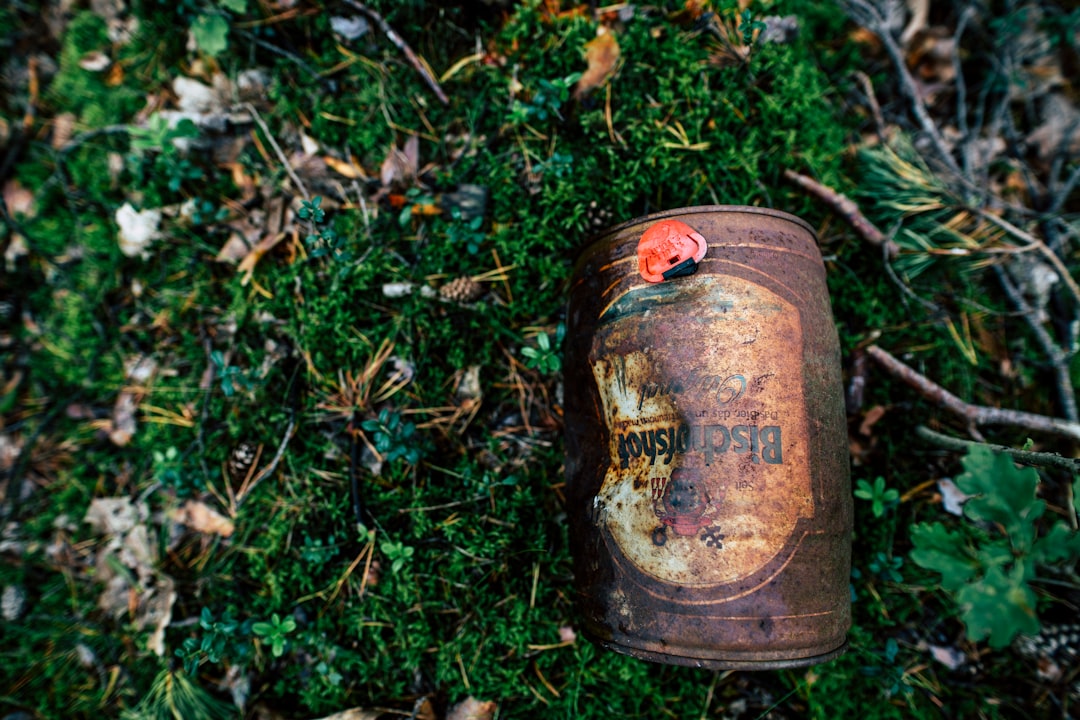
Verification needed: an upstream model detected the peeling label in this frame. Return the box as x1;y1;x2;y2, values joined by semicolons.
590;274;813;587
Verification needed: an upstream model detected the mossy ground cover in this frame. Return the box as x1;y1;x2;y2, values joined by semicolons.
1;0;1078;718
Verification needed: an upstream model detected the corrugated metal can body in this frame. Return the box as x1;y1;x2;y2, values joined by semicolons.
564;206;851;669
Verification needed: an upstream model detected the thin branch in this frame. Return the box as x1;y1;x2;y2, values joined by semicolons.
952;6;975;179
975;208;1080;309
237;30;330;87
782;169;899;257
994;264;1078;422
235;413;296;507
1049;163;1080;217
853;70;886;140
341;0;450;106
916;425;1080;472
244;102;310;201
866;344;1080;442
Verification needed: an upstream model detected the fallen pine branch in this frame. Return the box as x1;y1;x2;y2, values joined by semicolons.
866;345;1080;442
782;169;899;257
916;424;1080;473
342;0;450;106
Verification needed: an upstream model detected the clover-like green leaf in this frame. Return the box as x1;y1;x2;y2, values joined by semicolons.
909;521;980;592
955;563;1040;648
191;14;229;57
955;445;1044;553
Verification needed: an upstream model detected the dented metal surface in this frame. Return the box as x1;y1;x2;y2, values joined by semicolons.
564;206;852;669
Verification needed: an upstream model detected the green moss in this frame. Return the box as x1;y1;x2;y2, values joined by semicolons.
47;12;143;127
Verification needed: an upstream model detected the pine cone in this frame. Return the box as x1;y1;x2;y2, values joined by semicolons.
228;441;258;479
586;201;614;231
439;276;483;304
1017;623;1080;664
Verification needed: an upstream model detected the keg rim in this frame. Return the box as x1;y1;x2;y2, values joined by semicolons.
590;204;816;244
574;205;820;278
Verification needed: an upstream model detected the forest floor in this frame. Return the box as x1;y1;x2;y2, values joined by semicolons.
2;0;1080;718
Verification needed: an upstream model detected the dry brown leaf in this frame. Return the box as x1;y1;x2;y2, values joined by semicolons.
446;697;497;720
144;574;177;656
108;392;138;446
669;0;709;25
79;50;112;72
3;180;36;218
85;497;145;536
324;155;368;180
217;215;264;264
237;233;287;286
51;112;76;149
403;135;419;174
380;136;420;189
105;62;125;87
573;31;620;100
4;233;28;272
906;28;956;84
177;500;235;537
217;233;253;264
858;405;887;436
928;643;965;670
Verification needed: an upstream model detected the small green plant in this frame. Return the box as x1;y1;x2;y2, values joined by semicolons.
521;325;563;374
299;532;340;565
128;114;203;193
252;613;296;658
446;208;486;255
533;151;574;179
379;538;415;575
174;608;244;675
361;408;423;465
855;476;900;518
909;445;1080;647
299;196;351;262
739;9;767;46
189;0;248;57
508;73;582;124
210;351;257;397
188;197;229;225
866;551;904;583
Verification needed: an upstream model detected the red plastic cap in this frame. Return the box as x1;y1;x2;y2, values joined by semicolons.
637;219;708;283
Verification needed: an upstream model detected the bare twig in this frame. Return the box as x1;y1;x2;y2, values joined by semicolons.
245;103;310;200
866;345;1080;442
236;30;328;86
341;0;450;106
853;71;886;140
840;0;962;178
952;6;975;179
234;413;296;507
916;425;1080;472
994;265;1078;422
1049;163;1080;217
782;169;900;257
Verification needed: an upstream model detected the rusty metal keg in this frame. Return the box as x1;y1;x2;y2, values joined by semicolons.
564;206;851;669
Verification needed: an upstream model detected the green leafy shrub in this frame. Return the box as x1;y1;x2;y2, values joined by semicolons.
909;445;1080;647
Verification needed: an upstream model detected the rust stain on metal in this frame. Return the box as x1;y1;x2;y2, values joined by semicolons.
565;206;852;669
